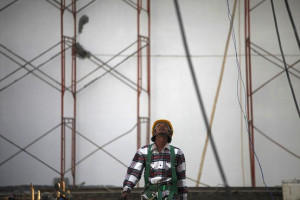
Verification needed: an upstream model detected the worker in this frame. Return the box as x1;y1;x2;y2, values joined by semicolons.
120;119;188;200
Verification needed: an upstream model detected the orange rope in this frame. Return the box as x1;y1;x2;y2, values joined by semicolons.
196;0;238;186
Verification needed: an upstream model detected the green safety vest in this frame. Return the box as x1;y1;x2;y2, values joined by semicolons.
144;144;178;200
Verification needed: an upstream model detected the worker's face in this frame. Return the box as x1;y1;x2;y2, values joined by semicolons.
154;123;170;138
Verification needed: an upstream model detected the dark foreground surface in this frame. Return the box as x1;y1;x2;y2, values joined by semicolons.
0;185;282;200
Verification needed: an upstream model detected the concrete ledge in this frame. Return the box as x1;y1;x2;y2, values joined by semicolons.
0;186;283;200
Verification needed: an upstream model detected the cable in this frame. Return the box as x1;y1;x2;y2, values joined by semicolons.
0;0;18;12
173;1;232;199
0;134;60;174
0;123;60;167
196;0;238;187
284;0;300;51
64;123;139;173
254;126;300;160
237;0;246;186
226;0;275;199
270;0;300;118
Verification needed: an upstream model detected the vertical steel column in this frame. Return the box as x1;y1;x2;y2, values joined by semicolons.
60;0;66;185
60;0;77;187
244;0;255;187
137;0;141;149
137;0;151;149
146;0;151;145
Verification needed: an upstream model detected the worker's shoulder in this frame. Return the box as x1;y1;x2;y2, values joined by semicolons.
141;144;152;149
169;144;180;150
137;144;151;154
170;145;185;155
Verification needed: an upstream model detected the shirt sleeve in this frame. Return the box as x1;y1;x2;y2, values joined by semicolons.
122;147;146;192
176;148;188;199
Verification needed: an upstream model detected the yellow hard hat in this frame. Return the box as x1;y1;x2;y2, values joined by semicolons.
151;119;173;137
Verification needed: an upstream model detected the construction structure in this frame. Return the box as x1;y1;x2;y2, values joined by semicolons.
0;1;299;198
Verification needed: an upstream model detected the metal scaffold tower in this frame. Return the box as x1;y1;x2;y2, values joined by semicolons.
0;0;150;186
244;0;300;187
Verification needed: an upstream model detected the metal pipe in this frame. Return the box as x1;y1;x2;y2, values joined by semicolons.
245;0;256;187
137;0;141;150
60;0;66;184
146;0;151;145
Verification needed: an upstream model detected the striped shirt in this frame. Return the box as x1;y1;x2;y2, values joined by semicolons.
123;143;188;199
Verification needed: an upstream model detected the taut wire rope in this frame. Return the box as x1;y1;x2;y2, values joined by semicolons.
173;1;232;199
254;126;300;160
270;0;300;118
284;0;300;51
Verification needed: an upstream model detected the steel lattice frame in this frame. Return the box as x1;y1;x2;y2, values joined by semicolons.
244;0;300;187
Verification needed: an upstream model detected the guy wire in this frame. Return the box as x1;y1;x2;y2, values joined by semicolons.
173;1;232;200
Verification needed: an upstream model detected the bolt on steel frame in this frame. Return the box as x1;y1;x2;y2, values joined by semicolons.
60;0;77;187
